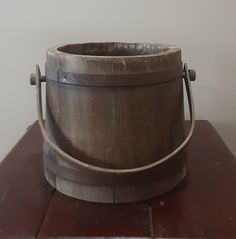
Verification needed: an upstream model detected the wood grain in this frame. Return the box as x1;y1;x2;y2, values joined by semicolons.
43;43;185;202
0;122;55;238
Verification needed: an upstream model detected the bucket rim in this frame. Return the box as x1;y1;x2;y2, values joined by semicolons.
48;42;180;59
46;42;182;76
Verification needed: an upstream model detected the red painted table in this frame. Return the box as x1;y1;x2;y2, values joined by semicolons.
0;121;236;239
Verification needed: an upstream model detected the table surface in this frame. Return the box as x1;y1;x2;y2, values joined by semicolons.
0;120;236;239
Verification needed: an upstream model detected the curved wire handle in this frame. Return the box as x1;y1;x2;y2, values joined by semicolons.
34;63;195;174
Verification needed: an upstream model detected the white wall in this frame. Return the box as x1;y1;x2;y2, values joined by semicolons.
0;0;236;160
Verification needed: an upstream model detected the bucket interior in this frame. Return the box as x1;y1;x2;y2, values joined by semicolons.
57;42;170;56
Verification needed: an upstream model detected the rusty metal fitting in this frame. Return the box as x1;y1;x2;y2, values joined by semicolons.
183;69;196;81
30;73;46;85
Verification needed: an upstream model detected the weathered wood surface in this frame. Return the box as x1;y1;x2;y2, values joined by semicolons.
0;120;236;238
43;42;186;203
46;78;185;169
45;43;183;169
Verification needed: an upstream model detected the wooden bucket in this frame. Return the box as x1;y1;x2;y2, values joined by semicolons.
31;42;196;203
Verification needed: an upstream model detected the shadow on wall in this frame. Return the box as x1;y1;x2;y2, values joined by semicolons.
214;123;236;157
192;77;236;158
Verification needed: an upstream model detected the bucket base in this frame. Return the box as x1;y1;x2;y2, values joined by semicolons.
44;163;187;203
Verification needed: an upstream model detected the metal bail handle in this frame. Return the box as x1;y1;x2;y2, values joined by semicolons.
31;63;195;174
